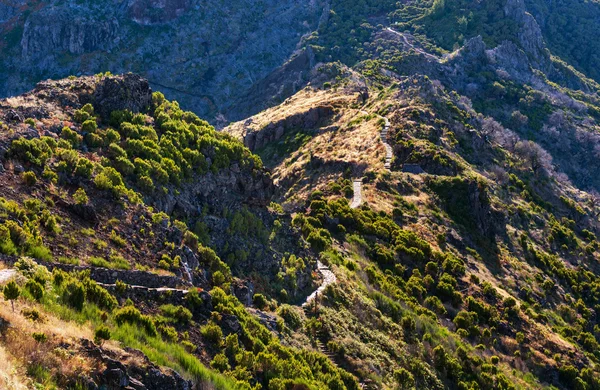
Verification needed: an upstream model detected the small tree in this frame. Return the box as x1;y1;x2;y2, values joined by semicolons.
253;293;268;310
4;280;20;312
94;326;111;346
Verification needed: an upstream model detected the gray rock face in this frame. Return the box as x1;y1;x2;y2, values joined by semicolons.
21;7;120;61
243;105;335;151
504;0;546;66
0;0;26;23
80;339;194;390
42;262;192;289
92;74;153;119
0;0;327;120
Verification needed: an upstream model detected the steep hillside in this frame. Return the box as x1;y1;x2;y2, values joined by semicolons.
0;75;359;389
1;0;600;389
222;22;600;388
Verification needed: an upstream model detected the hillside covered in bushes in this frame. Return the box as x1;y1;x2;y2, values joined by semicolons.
1;0;600;389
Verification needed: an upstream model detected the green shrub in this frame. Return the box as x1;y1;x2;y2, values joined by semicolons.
60;127;82;148
84;279;118;311
185;289;205;310
25;279;44;302
26;244;52;261
277;305;302;330
137;175;154;192
200;323;223;346
114;305;157;337
253;293;268;309
393;367;415;389
109;230;126;247
158;324;178;341
3;280;20;311
94;326;111;345
160;304;193;324
32;332;48;343
81;119;98;133
9;138;53;166
74;158;94;178
210;353;230;372
21;171;37;186
94;167;124;191
73;188;89;205
62;280;86;310
212;271;226;286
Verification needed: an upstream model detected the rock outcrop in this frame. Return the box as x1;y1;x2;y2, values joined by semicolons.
242;105;335;151
80;339;194;390
92;74;153;119
21;7;120;60
41;262;193;289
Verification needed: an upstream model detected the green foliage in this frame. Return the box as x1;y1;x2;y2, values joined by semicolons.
160;304;193;325
25;279;44;301
3;280;20;310
61;127;83;148
200;322;223;346
253;293;268;310
185;288;205;310
277;305;302;330
21;171;37;186
73;188;89;205
62;280;86;311
74;158;95;178
32;332;48;343
94;326;111;345
9;137;54;166
114;305;158;337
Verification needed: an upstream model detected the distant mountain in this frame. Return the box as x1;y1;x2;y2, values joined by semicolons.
0;0;326;120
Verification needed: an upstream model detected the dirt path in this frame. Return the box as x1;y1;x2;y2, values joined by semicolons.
380;115;392;170
385;28;439;61
350;179;363;209
302;261;337;308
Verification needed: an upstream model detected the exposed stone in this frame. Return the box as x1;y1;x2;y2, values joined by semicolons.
92;74;153;120
4;109;22;123
128;0;191;25
21;8;120;60
233;279;254;306
103;368;129;387
243;105;335;151
41;262;193;289
79;339;193;390
220;314;242;335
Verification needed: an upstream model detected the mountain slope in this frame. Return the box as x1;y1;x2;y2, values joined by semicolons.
1;0;600;389
0;75;360;389
221;20;600;387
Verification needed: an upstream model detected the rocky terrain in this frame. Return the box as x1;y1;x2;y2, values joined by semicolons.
1;0;600;389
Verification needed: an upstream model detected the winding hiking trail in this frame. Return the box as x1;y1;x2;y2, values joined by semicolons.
385;27;439;62
350;179;363;209
302;261;337;308
379;115;393;170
